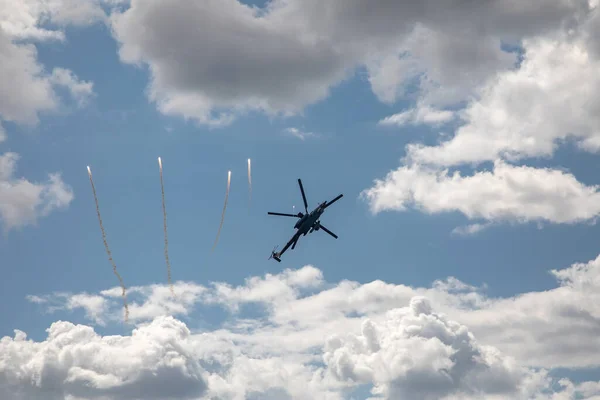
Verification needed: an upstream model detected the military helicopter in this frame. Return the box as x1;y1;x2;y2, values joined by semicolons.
268;178;343;262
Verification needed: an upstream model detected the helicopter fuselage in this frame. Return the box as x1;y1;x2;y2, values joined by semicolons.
294;202;326;234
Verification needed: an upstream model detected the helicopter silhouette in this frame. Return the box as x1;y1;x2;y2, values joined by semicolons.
268;178;343;262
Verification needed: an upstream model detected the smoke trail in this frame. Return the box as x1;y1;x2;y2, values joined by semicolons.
158;157;175;298
212;170;231;251
87;166;129;323
247;158;252;206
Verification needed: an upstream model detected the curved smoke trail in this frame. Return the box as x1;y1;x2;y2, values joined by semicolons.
86;166;129;323
158;157;175;297
247;158;252;207
212;170;231;251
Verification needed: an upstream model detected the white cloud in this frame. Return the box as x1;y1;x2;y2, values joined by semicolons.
323;297;543;399
453;253;600;370
284;127;318;140
0;0;64;41
361;8;600;233
49;68;95;107
44;0;111;28
451;223;493;236
0;0;118;41
0;152;73;232
379;102;455;128
37;267;324;325
26;293;108;325
405;33;600;167
17;259;600;398
361;160;600;225
367;24;518;108
109;0;352;126
0;1;97;139
106;0;592;125
0;29;57;125
67;294;108;325
366;52;422;105
0;316;208;400
25;254;600;375
4;2;600;397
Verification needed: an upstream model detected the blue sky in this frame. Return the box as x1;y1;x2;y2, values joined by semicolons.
2;1;600;399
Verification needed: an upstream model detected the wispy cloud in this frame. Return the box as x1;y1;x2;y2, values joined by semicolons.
451;222;493;236
284;127;318;140
379;103;455;127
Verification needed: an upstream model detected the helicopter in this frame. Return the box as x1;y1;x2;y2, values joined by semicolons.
268;178;343;262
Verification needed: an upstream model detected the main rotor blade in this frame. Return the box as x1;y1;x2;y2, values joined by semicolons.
319;224;338;239
268;212;299;217
298;179;308;212
324;194;343;209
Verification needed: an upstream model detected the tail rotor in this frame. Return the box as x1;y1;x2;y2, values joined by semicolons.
268;245;281;262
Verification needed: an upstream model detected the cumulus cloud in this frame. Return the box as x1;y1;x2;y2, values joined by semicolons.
323;297;539;399
457;253;600;369
361;160;600;225
0;32;95;125
106;0;592;125
361;7;600;233
0;316;208;400
0;29;57;124
0;0;97;138
109;0;351;126
29;267;324;327
16;261;600;398
405;33;600;167
101;281;208;323
367;24;518;108
0;152;73;232
25;254;600;379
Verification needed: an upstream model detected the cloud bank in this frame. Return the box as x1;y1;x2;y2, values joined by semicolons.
106;0;593;125
12;254;600;399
